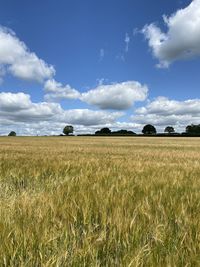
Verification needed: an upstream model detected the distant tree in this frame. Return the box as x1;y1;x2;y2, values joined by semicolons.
164;126;175;134
8;131;16;136
63;125;74;135
112;129;136;135
95;127;111;135
116;130;130;134
127;131;136;135
142;124;157;135
186;124;200;135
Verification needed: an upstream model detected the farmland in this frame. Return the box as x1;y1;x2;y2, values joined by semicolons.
0;136;200;266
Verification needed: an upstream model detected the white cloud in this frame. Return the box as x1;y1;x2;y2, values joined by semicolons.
81;81;148;110
0;26;55;82
44;80;149;110
44;79;80;101
125;33;130;52
0;92;32;111
136;97;200;116
62;109;123;126
143;0;200;67
0;92;123;135
0;92;62;122
132;97;200;132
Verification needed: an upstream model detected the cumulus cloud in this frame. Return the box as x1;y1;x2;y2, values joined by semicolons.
0;92;62;122
0;92;123;135
44;79;80;101
143;0;200;67
62;109;123;126
136;97;200;116
0;92;32;111
0;26;55;82
81;81;148;110
132;97;200;131
44;80;149;109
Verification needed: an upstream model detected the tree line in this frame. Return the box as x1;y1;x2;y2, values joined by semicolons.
64;124;200;136
6;124;200;137
93;124;200;136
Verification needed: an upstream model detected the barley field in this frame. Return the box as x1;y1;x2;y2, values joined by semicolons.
0;136;200;266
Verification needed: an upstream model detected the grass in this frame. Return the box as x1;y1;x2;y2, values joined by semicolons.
0;136;200;266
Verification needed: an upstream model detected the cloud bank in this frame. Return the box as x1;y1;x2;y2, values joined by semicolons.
0;92;123;135
132;97;200;131
1;92;200;135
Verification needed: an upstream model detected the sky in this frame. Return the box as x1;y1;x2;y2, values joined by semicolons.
0;0;199;135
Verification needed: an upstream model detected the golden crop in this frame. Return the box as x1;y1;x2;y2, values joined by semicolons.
0;137;200;266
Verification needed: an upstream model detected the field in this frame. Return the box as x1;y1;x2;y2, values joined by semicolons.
0;136;200;266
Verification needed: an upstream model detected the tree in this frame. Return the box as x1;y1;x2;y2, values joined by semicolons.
8;131;16;136
63;125;74;135
142;124;156;135
111;129;136;135
95;127;111;135
186;124;200;135
164;126;175;134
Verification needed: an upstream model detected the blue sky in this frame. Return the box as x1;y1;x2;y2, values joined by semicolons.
0;0;199;135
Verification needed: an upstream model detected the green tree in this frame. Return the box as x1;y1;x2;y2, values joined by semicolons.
63;125;74;135
95;128;111;135
142;124;156;135
164;126;175;134
186;124;200;135
8;131;16;136
111;129;136;135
